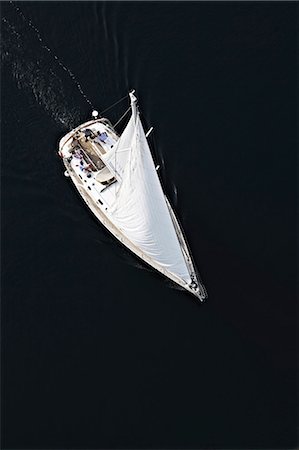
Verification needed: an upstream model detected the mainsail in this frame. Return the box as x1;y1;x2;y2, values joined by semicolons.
101;115;135;180
105;93;192;284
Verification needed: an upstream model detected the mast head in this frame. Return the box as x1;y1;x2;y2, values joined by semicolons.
92;110;99;119
129;90;137;104
129;90;138;120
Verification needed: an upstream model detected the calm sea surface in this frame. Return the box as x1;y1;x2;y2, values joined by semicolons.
1;2;297;448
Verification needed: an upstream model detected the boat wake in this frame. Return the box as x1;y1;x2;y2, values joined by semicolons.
1;3;93;129
10;1;94;109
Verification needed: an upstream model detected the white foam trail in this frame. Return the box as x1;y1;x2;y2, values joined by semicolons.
10;1;94;109
1;16;80;128
2;16;20;38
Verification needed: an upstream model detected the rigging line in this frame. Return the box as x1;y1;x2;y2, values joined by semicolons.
113;107;131;128
9;1;94;109
99;94;129;116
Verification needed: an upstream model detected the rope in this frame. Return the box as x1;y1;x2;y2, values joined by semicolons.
113;107;131;128
99;94;128;116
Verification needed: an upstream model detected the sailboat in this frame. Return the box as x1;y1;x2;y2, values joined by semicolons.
58;91;207;301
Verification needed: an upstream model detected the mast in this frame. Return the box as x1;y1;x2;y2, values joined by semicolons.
129;91;138;123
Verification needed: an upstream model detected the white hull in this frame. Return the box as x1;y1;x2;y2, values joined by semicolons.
59;115;206;301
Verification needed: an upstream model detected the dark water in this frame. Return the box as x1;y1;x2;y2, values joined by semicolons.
1;2;297;448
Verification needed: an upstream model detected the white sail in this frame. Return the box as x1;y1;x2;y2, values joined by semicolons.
101;115;134;180
109;94;192;283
